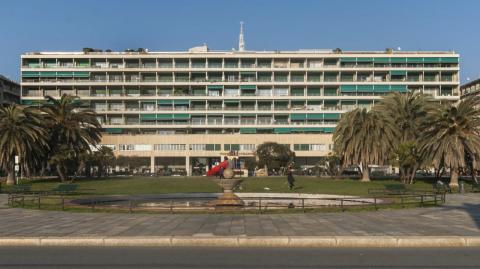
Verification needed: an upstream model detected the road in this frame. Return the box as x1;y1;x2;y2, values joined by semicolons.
0;247;478;268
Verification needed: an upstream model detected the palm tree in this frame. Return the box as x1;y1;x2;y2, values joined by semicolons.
333;108;397;181
420;96;480;187
374;92;433;183
42;94;102;181
0;105;49;185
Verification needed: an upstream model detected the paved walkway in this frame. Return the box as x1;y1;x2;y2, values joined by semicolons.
0;194;478;237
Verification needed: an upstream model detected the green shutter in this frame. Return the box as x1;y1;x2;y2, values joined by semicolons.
207;85;223;90
274;128;291;134
423;57;441;63
390;58;407;63
73;72;90;78
291;88;304;95
157;100;173;105
240;85;256;90
356;57;373;62
374;85;390;92
22;71;40;77
290;114;307;120
340;85;357;92
324;113;340;120
307;113;323;120
174;113;190;119
105;128;123;134
303;127;324;132
440;57;458;63
323;127;335;133
224;100;239;103
174;100;190;105
374;57;390;63
156;114;174;119
39;71;56;77
357;85;374;92
340;57;356;63
240;128;257;134
390;70;407;76
324;88;338;95
140;114;157;120
391;85;408;93
407;57;423;63
56;72;74;77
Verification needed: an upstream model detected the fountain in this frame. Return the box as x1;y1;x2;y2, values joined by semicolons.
210;168;244;207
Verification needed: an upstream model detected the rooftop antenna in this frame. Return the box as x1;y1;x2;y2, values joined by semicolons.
239;21;245;52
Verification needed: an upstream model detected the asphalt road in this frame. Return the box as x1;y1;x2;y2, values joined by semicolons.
0;247;479;268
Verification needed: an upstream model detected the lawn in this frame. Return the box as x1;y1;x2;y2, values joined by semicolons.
11;175;440;196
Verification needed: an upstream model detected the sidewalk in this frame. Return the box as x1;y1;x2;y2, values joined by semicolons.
0;193;478;247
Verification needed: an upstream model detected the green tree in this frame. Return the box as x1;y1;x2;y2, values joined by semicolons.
317;153;341;177
0;105;49;185
42;94;102;181
92;146;115;177
255;142;294;175
374;92;433;184
333;108;397;181
420;96;480;187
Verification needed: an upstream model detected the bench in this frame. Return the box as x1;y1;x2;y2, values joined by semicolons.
6;185;32;194
368;184;409;196
49;184;78;195
433;182;451;194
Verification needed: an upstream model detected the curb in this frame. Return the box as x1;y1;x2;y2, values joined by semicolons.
0;236;479;247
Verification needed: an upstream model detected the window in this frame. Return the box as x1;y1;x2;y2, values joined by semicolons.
190;144;221;151
154;144;186;151
224;144;256;151
119;144;152;151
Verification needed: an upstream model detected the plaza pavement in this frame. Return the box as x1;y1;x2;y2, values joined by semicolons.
0;193;478;247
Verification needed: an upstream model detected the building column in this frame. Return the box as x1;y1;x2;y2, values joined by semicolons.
150;156;155;175
186;156;191;176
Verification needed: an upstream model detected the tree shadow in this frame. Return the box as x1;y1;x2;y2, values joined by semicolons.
437;201;480;230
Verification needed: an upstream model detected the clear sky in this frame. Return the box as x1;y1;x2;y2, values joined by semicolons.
1;0;479;83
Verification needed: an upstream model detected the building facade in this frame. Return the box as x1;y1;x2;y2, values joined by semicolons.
460;78;480;99
20;48;460;175
0;75;20;105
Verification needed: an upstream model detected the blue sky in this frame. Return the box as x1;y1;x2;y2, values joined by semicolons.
1;0;479;83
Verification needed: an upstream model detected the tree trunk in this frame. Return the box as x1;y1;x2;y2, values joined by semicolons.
6;161;16;185
360;164;370;182
56;164;67;182
449;168;459;188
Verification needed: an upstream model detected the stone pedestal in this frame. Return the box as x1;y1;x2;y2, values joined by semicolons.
210;168;244;208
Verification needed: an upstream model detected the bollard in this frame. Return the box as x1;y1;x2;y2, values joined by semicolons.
459;181;465;194
340;198;344;211
374;197;377;210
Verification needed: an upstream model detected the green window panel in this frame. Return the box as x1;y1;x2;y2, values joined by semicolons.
291;88;304;95
307;87;321;96
340;85;357;92
324;113;340;120
240;72;256;75
374;58;390;63
290;114;307;120
390;58;407;63
390;70;407;76
294;144;310;151
391;85;408;93
374;85;390;92
140;101;156;104
323;127;335;133
340;57;356;63
157;100;173;105
240;113;256;117
140;114;157;120
240;85;256;90
324;88;338;96
224;100;239;103
423;57;441;63
174;114;190;119
307;114;323;120
274;128;291;134
77;59;89;67
440;57;459;63
303;127;324;132
205;144;221;151
126;89;140;94
73;72;90;78
407;57;423;63
56;72;74;77
105;128;123;134
174;100;190;105
357;85;374;92
240;128;257;134
109;89;123;94
356;57;373;62
156;114;174;119
39;71;57;77
324;100;338;105
207;85;223;90
308;100;322;105
22;71;40;77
